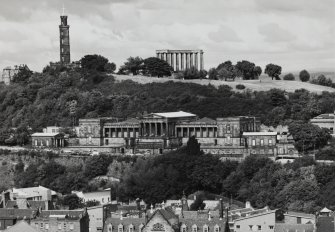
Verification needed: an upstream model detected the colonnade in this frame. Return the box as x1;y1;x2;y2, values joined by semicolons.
156;50;204;71
176;126;217;138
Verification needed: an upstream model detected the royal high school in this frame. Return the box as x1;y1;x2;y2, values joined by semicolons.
74;111;296;160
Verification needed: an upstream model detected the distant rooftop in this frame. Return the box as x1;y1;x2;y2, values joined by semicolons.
150;111;196;118
243;132;277;136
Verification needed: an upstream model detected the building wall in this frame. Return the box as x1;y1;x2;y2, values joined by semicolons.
31;219;81;232
142;213;175;232
284;215;315;224
88;207;103;232
234;212;276;232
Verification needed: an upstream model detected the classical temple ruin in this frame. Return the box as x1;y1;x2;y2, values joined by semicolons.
156;50;204;71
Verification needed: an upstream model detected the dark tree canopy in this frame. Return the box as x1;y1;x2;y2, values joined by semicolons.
183;67;207;79
12;65;33;83
265;64;282;80
63;194;84;210
186;136;202;156
235;60;257;80
142;57;173;77
208;68;218;80
299;70;310;82
121;56;144;75
104;62;116;74
283;73;295;81
80;54;109;72
253;66;262;78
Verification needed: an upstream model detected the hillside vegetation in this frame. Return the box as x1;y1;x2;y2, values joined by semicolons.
114;74;335;94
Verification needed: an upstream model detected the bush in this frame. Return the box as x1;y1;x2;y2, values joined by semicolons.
299;70;310;82
283;73;295;81
310;74;333;87
236;84;246;90
2;161;7;166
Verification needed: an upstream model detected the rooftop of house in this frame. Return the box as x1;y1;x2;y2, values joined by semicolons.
284;211;315;219
312;113;334;120
274;223;314;232
4;220;38;232
5;200;47;210
37;210;86;220
12;186;57;198
243;132;278;136
149;111;196;118
0;208;35;219
31;133;62;137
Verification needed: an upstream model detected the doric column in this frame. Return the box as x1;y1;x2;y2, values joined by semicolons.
161;53;164;60
127;128;130;138
155;123;158;136
121;128;124;137
167;53;171;65
187;127;190;137
156;52;159;58
200;51;204;70
195;52;198;70
190;53;194;68
171;53;174;70
133;128;136;138
186;53;190;69
181;53;184;71
176;53;179;71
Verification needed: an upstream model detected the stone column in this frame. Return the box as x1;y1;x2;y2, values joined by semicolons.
195;52;198;70
155;123;158;136
187;127;190;137
127;128;130;138
190;53;194;68
156;52;159;58
206;127;209;137
161;53;164;60
171;53;174;71
186;53;190;69
175;53;179;71
121;128;124;138
181;53;184;71
200;51;204;70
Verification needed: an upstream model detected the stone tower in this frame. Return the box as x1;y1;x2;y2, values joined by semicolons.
59;13;70;64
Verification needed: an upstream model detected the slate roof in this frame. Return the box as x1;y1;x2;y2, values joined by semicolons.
0;208;35;219
285;211;315;219
38;210;85;220
316;216;334;232
104;217;145;232
275;223;314;232
4;220;38;232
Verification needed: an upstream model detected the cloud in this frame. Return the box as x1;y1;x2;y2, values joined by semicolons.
208;25;242;43
258;23;296;43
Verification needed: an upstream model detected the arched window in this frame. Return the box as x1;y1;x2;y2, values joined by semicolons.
108;224;113;232
180;224;187;232
214;225;220;232
192;225;198;232
129;224;134;232
203;225;209;232
118;224;124;232
152;223;164;231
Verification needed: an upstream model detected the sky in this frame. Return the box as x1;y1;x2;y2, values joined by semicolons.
0;0;334;73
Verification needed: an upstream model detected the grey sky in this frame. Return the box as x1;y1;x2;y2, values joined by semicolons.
0;0;334;72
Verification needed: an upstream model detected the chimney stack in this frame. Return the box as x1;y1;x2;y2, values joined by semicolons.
219;198;224;220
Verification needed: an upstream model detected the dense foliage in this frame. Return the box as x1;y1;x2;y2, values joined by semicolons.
283;73;295;81
265;64;282;80
299;70;310;82
142;57;173;77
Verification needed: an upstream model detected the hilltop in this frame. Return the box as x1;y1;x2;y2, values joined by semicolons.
113;74;335;94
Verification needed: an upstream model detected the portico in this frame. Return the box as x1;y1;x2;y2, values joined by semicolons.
156;49;204;71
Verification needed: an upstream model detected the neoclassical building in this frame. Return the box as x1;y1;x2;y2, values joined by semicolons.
156;50;204;71
74;111;296;160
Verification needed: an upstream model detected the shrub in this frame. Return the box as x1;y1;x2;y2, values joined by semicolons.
283;73;295;81
310;74;333;87
299;70;310;82
2;161;7;166
236;84;246;90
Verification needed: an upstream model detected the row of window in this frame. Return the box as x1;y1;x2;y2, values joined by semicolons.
181;225;220;232
34;222;74;230
251;138;274;146
109;224;223;232
235;225;274;230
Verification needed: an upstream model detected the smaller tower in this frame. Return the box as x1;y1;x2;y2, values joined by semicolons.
59;6;71;64
181;191;189;211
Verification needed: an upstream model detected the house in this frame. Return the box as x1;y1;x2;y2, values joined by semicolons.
87;204;118;232
72;190;112;205
31;132;65;148
283;211;315;224
30;209;89;232
4;220;38;232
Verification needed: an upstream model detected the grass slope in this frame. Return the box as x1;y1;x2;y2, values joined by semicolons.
113;74;335;94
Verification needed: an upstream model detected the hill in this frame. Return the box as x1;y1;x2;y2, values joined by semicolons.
113;74;335;94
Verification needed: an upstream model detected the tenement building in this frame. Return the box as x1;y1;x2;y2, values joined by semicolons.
75;111;296;161
156;50;204;71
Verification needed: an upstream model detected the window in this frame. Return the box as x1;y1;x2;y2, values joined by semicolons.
102;198;104;203
45;223;49;230
181;226;187;232
252;139;256;146
119;225;124;232
58;223;62;230
105;139;109;145
297;217;301;224
257;225;261;230
269;225;274;229
227;124;231;133
269;139;272;146
192;225;198;232
214;226;219;232
260;139;264;146
236;225;240;229
129;225;134;232
248;225;253;230
64;223;67;230
152;223;164;231
203;225;208;232
108;224;113;232
70;223;74;230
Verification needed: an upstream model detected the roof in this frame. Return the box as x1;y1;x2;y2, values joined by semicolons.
234;210;276;221
316;216;334;232
0;208;34;219
31;133;61;137
320;207;332;213
119;118;140;124
312;113;334;120
12;186;57;198
285;211;315;219
275;223;314;232
151;111;196;118
243;132;278;136
39;210;85;220
4;220;38;232
104;217;145;232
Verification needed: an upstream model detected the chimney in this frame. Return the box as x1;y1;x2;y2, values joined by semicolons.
150;204;154;214
120;211;123;220
219;199;223;220
208;211;211;221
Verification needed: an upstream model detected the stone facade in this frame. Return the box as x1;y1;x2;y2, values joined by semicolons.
156;50;204;71
75;111;296;161
1;64;28;85
31;133;65;148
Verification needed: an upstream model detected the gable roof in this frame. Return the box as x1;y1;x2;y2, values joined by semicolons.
4;220;38;232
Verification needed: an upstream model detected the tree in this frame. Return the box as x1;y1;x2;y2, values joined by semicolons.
253;66;262;79
183;67;206;79
265;64;282;80
283;73;295;81
208;68;218;80
235;60;256;80
121;56;143;75
12;65;33;83
299;70;310;82
104;62;116;74
186;136;202;156
80;54;109;72
217;61;237;80
142;57;173;77
190;194;206;210
63;194;84;210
